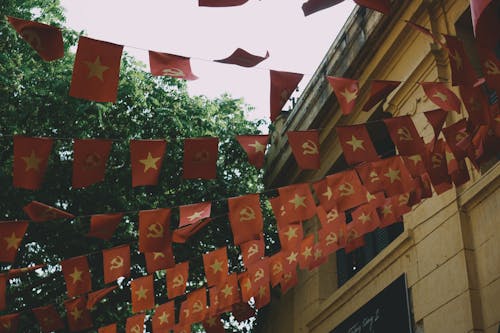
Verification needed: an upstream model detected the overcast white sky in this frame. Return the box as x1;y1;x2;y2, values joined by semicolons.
60;0;355;123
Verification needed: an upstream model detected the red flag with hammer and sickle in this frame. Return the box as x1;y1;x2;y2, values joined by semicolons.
72;139;113;189
326;169;368;211
287;130;321;170
183;137;219;179
383;115;425;156
180;288;207;325
228;194;263;245
149;51;198;80
138;208;171;253
125;314;145;333
102;245;130;284
240;238;265;268
166;261;189;299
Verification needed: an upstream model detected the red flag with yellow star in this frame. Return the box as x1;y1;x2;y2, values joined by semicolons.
336;124;379;165
217;273;239;312
138;208;171;253
421;82;461;113
270;70;304;122
278;183;316;222
228;194;263;245
327;77;359;115
86;286;117;310
0;313;19;333
203;247;229;287
125;314;145;333
240;238;265;268
102;245;130;284
357;157;414;196
363;80;401;111
378;196;404;228
203;315;226;333
183;137;219;179
298;234;315;270
13;136;53;190
199;0;248;6
166;261;189;299
149;51;198;80
287;130;321;170
69;36;123;102
73;139;113;188
7;16;64;61
131;275;155;313
152;301;175;332
326;170;368;211
144;246;175;274
215;48;269;67
23;201;74;222
32;305;65;333
443;35;478;86
383;116;425;156
0;221;28;263
130;140;167;187
86;213;123;241
236;135;269;168
179;202;211;228
64;296;93;332
278;223;304;251
61;256;92;297
351;204;380;236
98;324;117;333
0;275;5;311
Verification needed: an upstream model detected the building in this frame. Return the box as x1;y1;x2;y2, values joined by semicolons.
260;1;500;332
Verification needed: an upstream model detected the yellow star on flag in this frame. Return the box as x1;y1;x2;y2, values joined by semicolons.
433;91;448;102
84;56;109;81
69;267;83;284
445;151;456;163
384;168;401;183
340;88;358;103
286;251;298;264
221;284;233;298
408;154;422;165
382;205;393;217
288;194;307;209
210;259;224;273
284;227;298;240
249;141;266;153
206;316;217;327
139;152;161;172
358;213;372;223
158;311;170;325
4;232;22;250
314;248;323;260
187;211;204;221
302;246;312;259
22;150;42;172
70;307;83;321
346;135;365;152
135;285;148;301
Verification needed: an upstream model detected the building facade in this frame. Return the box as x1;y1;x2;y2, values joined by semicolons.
260;1;500;333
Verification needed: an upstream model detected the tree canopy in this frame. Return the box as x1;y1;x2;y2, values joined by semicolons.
0;0;277;331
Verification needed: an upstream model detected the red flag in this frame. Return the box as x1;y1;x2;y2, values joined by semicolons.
298;234;315;270
302;0;344;16
7;16;64;61
318;220;346;256
232;302;255;322
203;315;226;333
309;243;328;270
23;201;74;222
130;140;167;187
203;247;229;287
268;196;289;228
172;218;212;243
32;305;65;333
421;82;461;113
443;35;478;86
8;264;45;279
312;179;338;212
166;261;189;299
351;204;380;235
152;301;175;332
426;140;452;194
179;202;211;228
87;286;117;309
228;194;263;245
86;213;123;240
269;253;284;287
283;250;300;272
149;51;198;80
287;130;321;170
383;116;425;156
459;85;491;128
278;223;304;251
363;80;400;111
0;221;28;263
442;119;469;161
131;275;155;313
424;109;448;142
254;284;270;309
278;183;316;222
478;47;500;95
270;70;304;121
183;288;207;324
138;208;171;253
13;136;53;190
345;234;365;254
248;258;270;289
69;36;123;102
61;256;92;297
281;266;298;294
144;246;175;274
238;272;255;303
72;139;112;189
98;324;117;333
240;238;265;267
326;170;368;211
357;157;414;196
217;274;239;314
316;205;345;230
64;296;93;332
215;48;269;67
0;313;20;333
102;245;130;284
183;137;218;179
336;124;379;165
378;196;404;228
327;77;359;115
354;0;391;14
125;314;145;333
0;275;5;311
199;0;248;6
236;135;269;168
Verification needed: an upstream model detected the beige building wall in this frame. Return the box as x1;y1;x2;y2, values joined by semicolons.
259;1;500;333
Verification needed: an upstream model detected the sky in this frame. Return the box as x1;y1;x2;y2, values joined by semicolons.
60;0;355;124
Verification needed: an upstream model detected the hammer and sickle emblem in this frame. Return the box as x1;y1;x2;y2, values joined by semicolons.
397;127;413;142
254;268;265;283
484;59;500;75
455;132;467;143
173;274;185;288
110;256;124;270
247;244;259;258
162;67;185;77
83;152;102;170
193;151;210;163
432;153;443;168
272;263;283;275
283;272;292;282
21;28;43;51
369;171;380;183
326;232;338;246
192;300;204;313
338;182;355;197
399;194;410;206
302;140;319;155
130;324;141;333
326;209;339;223
280;205;286;216
239;206;256;222
347;229;359;242
146;223;164;238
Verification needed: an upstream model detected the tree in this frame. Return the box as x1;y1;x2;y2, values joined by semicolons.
0;0;277;331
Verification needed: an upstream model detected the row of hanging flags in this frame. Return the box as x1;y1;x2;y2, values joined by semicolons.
5;0;499;123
